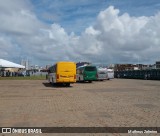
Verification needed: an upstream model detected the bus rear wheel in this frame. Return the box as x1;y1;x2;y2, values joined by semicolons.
63;83;70;87
66;83;70;87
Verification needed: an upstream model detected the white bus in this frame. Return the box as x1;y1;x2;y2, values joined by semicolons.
97;67;108;81
107;69;114;79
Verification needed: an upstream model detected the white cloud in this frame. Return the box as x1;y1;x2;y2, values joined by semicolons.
85;26;101;35
0;1;160;65
0;0;44;35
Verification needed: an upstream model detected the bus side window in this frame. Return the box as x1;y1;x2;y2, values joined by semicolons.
50;67;53;73
78;69;82;74
53;64;57;73
52;66;55;73
55;65;57;72
79;69;81;74
76;69;79;74
50;65;56;73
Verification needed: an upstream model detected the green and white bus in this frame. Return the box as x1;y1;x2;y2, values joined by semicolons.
76;65;97;83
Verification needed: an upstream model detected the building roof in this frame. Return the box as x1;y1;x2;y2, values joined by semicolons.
0;59;25;68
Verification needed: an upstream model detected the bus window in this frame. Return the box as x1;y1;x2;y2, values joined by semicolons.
85;67;96;71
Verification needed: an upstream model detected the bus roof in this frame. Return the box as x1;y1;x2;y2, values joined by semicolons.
107;69;114;71
77;65;95;69
56;61;75;64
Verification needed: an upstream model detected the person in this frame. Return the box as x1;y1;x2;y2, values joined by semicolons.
14;72;17;76
12;72;14;77
6;71;9;77
8;71;11;77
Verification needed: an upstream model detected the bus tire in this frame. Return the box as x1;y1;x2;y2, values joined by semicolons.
88;81;92;83
66;83;70;87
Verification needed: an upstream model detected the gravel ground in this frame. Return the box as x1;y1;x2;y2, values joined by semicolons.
0;79;160;136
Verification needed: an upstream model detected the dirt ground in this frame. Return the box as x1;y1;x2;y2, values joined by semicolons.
0;79;160;135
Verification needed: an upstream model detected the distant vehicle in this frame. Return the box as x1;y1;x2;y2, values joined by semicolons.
107;69;114;79
76;62;90;68
48;62;76;86
97;67;108;81
115;69;160;80
76;65;97;83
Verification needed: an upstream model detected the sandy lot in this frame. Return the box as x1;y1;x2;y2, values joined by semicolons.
0;79;160;135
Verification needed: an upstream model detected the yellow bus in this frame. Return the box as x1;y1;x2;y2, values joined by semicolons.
48;62;76;86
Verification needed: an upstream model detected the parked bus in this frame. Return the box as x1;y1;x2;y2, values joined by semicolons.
114;69;160;80
76;65;97;83
107;69;114;79
48;62;76;86
97;67;108;81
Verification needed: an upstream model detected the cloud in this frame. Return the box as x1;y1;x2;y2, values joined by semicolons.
79;6;160;63
0;1;160;65
0;0;45;36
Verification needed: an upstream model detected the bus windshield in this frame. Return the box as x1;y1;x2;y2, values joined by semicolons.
99;71;107;74
85;67;96;71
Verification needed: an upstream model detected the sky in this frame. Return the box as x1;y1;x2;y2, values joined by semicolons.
0;0;160;66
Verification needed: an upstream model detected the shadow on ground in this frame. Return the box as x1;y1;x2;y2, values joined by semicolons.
43;82;73;88
76;81;93;84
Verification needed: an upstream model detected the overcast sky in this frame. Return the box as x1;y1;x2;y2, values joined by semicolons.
0;0;160;66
